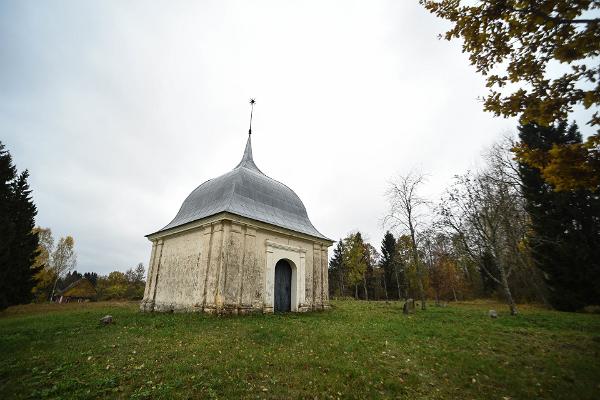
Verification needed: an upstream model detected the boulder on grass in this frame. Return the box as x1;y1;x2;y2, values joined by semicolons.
488;310;498;319
100;315;113;325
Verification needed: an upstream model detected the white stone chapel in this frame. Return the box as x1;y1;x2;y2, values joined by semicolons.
140;120;333;314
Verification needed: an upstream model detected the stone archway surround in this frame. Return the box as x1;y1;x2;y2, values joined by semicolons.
264;240;307;312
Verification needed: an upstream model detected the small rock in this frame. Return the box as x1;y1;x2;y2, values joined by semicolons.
100;315;113;325
488;310;498;319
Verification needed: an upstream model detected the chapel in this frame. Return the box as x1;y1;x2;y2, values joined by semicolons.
140;116;332;314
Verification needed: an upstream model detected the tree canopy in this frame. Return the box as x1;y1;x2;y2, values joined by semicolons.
421;1;600;191
420;0;600;127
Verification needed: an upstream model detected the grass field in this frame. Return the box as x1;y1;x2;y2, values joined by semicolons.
1;300;599;399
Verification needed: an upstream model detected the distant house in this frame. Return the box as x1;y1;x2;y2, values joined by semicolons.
57;278;96;303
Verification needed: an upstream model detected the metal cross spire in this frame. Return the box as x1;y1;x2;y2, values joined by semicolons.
248;98;256;135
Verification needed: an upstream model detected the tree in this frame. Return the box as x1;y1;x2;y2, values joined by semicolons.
514;130;600;191
50;236;77;300
125;263;145;284
385;171;429;309
422;231;465;304
134;263;145;283
440;171;522;315
83;272;98;287
0;141;40;310
106;271;127;298
125;263;146;299
32;227;53;268
395;235;412;300
362;242;380;300
420;0;600;191
486;138;550;304
61;270;82;289
420;0;600;127
380;231;400;300
328;239;345;298
518;122;600;310
343;233;368;299
31;227;56;302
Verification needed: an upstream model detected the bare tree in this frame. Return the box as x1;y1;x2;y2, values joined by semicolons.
485;139;549;306
385;171;429;310
126;262;146;284
50;236;77;300
439;171;520;315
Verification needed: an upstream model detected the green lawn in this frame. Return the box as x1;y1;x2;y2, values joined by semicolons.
1;300;599;399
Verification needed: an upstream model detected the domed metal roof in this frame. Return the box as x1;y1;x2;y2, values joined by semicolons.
152;136;330;240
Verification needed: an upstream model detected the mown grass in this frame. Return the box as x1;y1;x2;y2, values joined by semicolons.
1;300;599;399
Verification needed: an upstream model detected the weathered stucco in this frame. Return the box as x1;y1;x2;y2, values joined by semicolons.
140;212;332;314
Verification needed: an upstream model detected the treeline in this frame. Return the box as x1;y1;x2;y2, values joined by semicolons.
31;227;147;302
54;265;146;301
330;123;600;313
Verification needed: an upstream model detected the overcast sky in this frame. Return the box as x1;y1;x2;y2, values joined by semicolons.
3;1;591;275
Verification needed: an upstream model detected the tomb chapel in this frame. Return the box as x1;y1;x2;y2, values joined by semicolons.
140;119;333;314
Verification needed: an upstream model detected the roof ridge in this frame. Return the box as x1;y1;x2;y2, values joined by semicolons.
57;277;90;294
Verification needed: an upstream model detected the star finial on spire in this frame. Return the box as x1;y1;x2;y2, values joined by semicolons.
248;98;256;135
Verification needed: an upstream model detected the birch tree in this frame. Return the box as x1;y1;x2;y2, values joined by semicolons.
385;171;429;310
50;236;77;300
439;172;520;315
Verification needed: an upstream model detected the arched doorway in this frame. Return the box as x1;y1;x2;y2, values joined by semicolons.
274;259;292;312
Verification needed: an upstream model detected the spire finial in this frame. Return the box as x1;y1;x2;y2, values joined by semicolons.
248;98;256;135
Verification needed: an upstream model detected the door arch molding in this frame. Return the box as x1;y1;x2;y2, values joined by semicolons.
265;240;306;312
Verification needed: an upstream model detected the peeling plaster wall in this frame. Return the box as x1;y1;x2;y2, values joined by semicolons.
140;213;331;314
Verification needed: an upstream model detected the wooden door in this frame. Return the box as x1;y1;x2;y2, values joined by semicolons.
274;260;292;312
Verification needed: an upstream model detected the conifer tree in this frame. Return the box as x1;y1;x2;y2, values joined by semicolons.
380;231;397;299
0;141;40;310
328;239;345;297
518;122;600;310
83;272;98;287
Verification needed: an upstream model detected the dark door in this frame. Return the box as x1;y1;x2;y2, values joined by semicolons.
274;259;292;312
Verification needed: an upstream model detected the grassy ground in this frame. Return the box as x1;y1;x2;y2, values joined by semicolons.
1;300;599;400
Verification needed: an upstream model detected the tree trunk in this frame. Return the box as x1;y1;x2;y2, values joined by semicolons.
452;286;458;302
394;267;402;300
382;272;388;300
409;227;426;310
355;284;358;299
416;273;426;310
50;277;60;302
363;274;368;301
498;260;518;315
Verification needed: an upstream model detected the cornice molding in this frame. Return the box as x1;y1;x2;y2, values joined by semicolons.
147;212;333;246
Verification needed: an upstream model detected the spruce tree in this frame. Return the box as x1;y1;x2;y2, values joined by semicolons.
0;141;40;310
380;231;398;299
84;272;98;287
328;239;345;297
518;123;600;310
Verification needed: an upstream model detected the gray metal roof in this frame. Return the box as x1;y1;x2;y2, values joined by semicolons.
152;136;330;240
